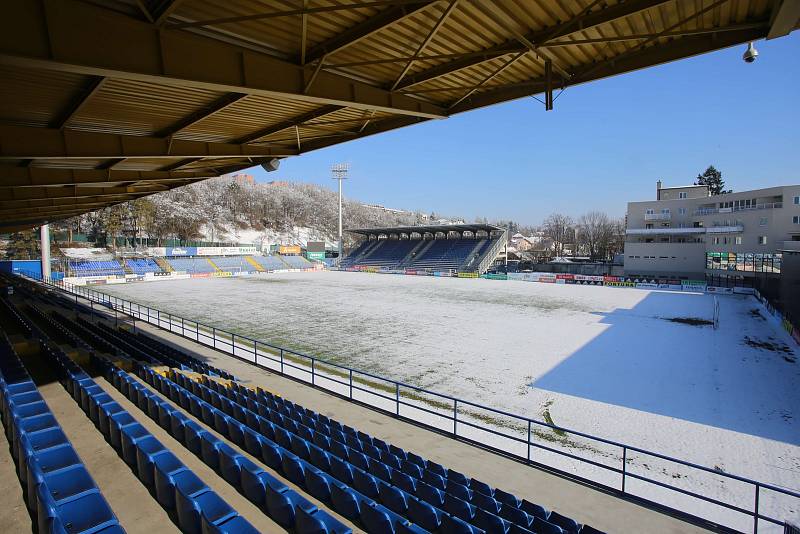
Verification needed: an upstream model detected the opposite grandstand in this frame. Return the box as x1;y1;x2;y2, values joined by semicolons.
340;224;506;274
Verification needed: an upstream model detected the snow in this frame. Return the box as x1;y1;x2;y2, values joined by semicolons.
96;271;800;530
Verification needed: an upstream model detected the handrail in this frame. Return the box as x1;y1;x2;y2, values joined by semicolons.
16;271;799;534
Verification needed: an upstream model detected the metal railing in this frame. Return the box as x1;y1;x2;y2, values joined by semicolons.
19;272;800;534
644;213;672;221
694;202;783;216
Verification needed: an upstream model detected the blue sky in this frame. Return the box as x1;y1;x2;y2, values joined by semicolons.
249;34;799;226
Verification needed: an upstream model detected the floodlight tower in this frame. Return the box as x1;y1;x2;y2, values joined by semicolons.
331;163;349;261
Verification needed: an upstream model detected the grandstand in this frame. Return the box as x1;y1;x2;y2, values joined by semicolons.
125;258;162;275
341;224;506;274
0;274;631;534
69;260;125;277
60;254;316;278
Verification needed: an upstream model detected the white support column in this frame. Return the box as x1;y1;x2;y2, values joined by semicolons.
40;224;51;280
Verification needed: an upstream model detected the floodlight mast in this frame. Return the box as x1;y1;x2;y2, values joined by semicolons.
331;163;349;262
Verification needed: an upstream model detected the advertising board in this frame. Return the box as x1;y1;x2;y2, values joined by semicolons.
165;246;197;256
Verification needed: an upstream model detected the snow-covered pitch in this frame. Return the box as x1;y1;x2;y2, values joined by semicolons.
97;271;799;530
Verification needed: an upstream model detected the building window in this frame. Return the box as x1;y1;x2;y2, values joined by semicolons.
661;208;670;214
758;236;767;245
678;207;686;215
735;236;742;245
795;196;800;205
759;217;768;226
793;215;800;224
679;192;687;199
646;208;654;215
712;237;720;245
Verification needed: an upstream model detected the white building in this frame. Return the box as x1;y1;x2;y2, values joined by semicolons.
624;181;800;281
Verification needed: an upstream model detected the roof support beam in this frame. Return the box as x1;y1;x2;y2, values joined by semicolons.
767;0;800;39
391;0;459;90
0;166;217;187
305;1;436;63
395;0;672;90
155;93;248;137
448;26;768;114
0;0;445;119
236;105;342;144
0;125;298;160
152;0;185;26
0;184;175;202
51;76;105;129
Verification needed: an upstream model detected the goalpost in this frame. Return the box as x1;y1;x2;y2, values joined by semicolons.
713;296;720;330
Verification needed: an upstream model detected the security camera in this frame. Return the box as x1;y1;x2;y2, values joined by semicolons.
742;42;758;63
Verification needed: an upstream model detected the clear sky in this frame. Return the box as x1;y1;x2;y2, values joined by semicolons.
248;33;799;226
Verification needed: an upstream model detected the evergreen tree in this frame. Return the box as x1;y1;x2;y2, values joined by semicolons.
695;165;731;195
4;230;39;259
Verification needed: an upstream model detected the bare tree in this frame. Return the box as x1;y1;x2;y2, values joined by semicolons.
542;213;574;257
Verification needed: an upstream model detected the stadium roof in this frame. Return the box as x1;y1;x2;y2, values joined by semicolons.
347;223;504;236
1;0;797;231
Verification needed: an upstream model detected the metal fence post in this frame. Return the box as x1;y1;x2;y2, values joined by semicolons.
280;349;284;374
622;446;627;493
349;369;353;399
311;359;315;385
212;327;216;348
453;400;458;435
753;484;760;534
181;317;185;337
254;341;258;366
231;333;235;354
527;421;532;463
395;383;400;416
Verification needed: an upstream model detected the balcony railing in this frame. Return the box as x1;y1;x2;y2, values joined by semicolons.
644;213;671;221
693;202;782;216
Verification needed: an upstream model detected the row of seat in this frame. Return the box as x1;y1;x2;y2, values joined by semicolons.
182;372;600;534
121;326;235;380
125;259;162;275
69;260;125;276
18;299;263;534
110;362;352;533
139;365;427;533
0;327;124;534
32;323;260;534
167;368;539;534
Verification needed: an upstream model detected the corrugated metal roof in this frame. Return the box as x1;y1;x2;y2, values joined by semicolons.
0;0;792;230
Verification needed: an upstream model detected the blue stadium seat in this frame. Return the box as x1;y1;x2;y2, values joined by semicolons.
135;436;168;487
207;514;260;533
154;452;189;509
174;471;211;533
200;433;224;470
281;453;306;486
494;488;521;509
520;500;549;521
470;479;493;497
532;517;566;534
408;495;442;531
330;482;361;521
330;455;354;485
379;482;409;514
474;507;510;534
547;511;581;533
440;513;483;534
416;481;445;508
471;491;501;515
360;502;394;533
391;470;417;494
500;504;532;528
444;493;476;522
304;468;332;502
353;469;380;499
197;491;238;533
219;446;248;487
